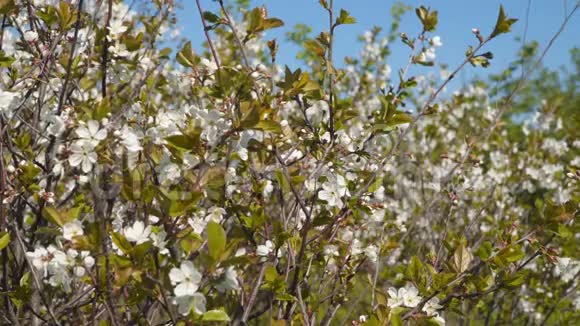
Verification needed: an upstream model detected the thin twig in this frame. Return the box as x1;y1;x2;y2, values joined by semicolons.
241;263;267;322
194;0;221;70
12;222;61;325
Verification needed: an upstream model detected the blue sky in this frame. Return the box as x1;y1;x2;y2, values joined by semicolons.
176;0;579;84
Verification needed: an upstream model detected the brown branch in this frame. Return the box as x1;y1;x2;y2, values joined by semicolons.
241;263;267;322
195;0;221;70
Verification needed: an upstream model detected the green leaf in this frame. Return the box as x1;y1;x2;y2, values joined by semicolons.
475;242;493;261
0;51;15;68
335;9;356;26
130;241;152;261
406;256;423;283
557;224;572;239
490;5;518;39
201;310;230;322
433;272;456;290
165;134;197;151
111;232;133;254
176;41;196;68
125;32;144;52
253;120;282;133
469;56;491;68
453;244;473;273
304;39;325;58
0;232;10;251
20;271;30;287
204;167;226;202
391;312;403;326
388;112;413;126
415;60;434;67
246;7;283;37
94;98;110;120
240;103;261;129
262;18;284;31
43;207;65;227
415;6;438;32
0;0;16;15
203;11;221;24
207;222;226;261
503;270;528;288
275;293;296;301
497;245;524;263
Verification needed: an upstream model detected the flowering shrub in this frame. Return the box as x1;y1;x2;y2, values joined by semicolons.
0;0;578;325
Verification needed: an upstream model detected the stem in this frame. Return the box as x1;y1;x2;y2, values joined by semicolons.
242;263;267;322
218;0;249;68
57;0;84;115
327;0;336;140
101;0;113;99
194;0;221;70
12;223;61;325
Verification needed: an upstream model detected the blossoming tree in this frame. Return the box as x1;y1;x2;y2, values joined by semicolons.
0;0;578;325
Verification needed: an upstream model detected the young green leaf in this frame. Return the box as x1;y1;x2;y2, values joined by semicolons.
207;221;226;260
202;310;230;321
490;5;518;39
176;41;196;68
0;232;10;251
415;6;438;32
203;11;221;24
453;244;473;273
335;9;356;26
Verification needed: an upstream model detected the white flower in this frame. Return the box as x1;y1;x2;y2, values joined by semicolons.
350;239;363;256
68;141;97;173
108;43;131;57
215;267;240;292
306;100;329;126
124;221;151;244
120;127;142;152
553;257;580;282
108;20;128;36
27;247;50;277
402;286;422;307
73;266;85;277
169;261;202;297
83;254;95;268
149;231;169;255
237;147;248;161
364;244;378;263
323;245;339;257
62;220;84;240
200;57;217;74
23;30;38;42
318;182;343;208
263;180;274;198
387;285;422;308
0;89;19;116
158;162;181;184
431;36;442;47
371;208;385;222
46;114;65;136
38;189;55;204
188;216;207;235
205;206;226;223
75;120;107;147
256;240;274;257
174;293;206;316
432;314;446;325
423;297;443;315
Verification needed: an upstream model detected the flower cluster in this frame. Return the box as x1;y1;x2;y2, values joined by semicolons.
0;0;576;325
